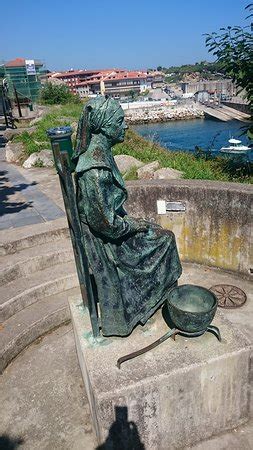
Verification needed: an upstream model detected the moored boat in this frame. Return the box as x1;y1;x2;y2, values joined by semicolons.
220;138;252;156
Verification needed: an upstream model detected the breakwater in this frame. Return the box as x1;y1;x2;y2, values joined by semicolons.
125;105;204;125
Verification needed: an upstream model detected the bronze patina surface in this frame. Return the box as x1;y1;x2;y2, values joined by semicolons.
117;284;221;368
72;96;182;336
166;284;218;333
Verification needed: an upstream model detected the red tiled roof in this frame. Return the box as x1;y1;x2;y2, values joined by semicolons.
5;57;42;67
51;70;86;78
5;58;25;67
103;71;147;81
51;68;125;79
75;71;115;86
76;71;147;88
97;68;125;73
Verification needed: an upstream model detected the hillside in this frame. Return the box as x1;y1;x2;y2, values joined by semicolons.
153;61;225;83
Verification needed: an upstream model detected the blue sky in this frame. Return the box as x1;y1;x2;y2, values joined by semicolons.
1;0;248;71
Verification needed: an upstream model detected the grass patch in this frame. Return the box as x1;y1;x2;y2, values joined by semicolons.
123;166;138;181
12;103;252;183
114;129;252;183
13;103;83;156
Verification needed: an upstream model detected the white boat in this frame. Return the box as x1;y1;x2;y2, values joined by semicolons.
220;138;252;156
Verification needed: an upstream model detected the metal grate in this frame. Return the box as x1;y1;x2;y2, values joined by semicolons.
210;284;247;308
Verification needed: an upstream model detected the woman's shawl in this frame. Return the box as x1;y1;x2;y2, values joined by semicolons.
73;96;126;191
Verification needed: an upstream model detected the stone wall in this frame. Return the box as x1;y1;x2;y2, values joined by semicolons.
126;179;252;277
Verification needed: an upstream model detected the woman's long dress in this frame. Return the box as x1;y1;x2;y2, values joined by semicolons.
75;148;182;336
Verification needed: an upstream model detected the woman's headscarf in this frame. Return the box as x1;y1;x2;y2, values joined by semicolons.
72;96;122;163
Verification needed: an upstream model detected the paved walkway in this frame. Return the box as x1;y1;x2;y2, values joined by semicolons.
0;129;65;230
0;324;95;450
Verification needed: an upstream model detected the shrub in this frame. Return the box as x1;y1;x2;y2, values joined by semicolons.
40;82;81;105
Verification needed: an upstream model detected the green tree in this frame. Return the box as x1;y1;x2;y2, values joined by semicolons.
40;82;80;105
128;89;137;100
205;4;253;137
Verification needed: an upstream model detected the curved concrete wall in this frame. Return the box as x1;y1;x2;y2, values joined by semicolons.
126;179;252;277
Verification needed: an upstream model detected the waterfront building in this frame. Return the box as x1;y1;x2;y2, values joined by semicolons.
181;79;236;98
1;58;47;104
76;70;148;99
147;71;165;89
47;67;165;99
74;69;123;97
102;71;148;98
194;90;210;103
48;68;125;95
47;69;98;95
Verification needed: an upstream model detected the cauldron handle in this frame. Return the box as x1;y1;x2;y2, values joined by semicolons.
117;328;179;369
207;325;222;341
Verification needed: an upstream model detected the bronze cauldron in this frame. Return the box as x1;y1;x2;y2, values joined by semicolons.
117;284;221;368
165;284;218;333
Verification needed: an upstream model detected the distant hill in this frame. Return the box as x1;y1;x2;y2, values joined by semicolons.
151;61;226;83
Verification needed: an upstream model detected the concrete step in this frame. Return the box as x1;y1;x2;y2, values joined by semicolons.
0;286;82;373
0;218;84;373
0;235;72;269
0;261;78;322
0;218;68;256
0;260;77;303
0;242;73;285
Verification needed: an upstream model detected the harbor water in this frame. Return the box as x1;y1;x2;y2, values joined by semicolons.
133;119;252;159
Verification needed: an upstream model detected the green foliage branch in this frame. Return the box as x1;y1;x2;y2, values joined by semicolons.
205;4;253;137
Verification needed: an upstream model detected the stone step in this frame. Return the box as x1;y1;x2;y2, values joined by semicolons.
0;260;77;303
0;218;68;256
0;244;73;285
0;235;72;270
0;261;78;322
0;286;82;373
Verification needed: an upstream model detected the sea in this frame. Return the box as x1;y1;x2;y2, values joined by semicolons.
133;119;252;160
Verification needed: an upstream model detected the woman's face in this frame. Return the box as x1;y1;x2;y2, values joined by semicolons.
103;108;128;144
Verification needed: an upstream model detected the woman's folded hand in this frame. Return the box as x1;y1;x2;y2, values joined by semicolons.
123;217;147;233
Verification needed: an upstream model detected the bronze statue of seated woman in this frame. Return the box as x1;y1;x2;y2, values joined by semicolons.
72;96;182;337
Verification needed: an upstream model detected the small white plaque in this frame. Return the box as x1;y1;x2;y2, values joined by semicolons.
157;200;166;215
166;201;186;212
